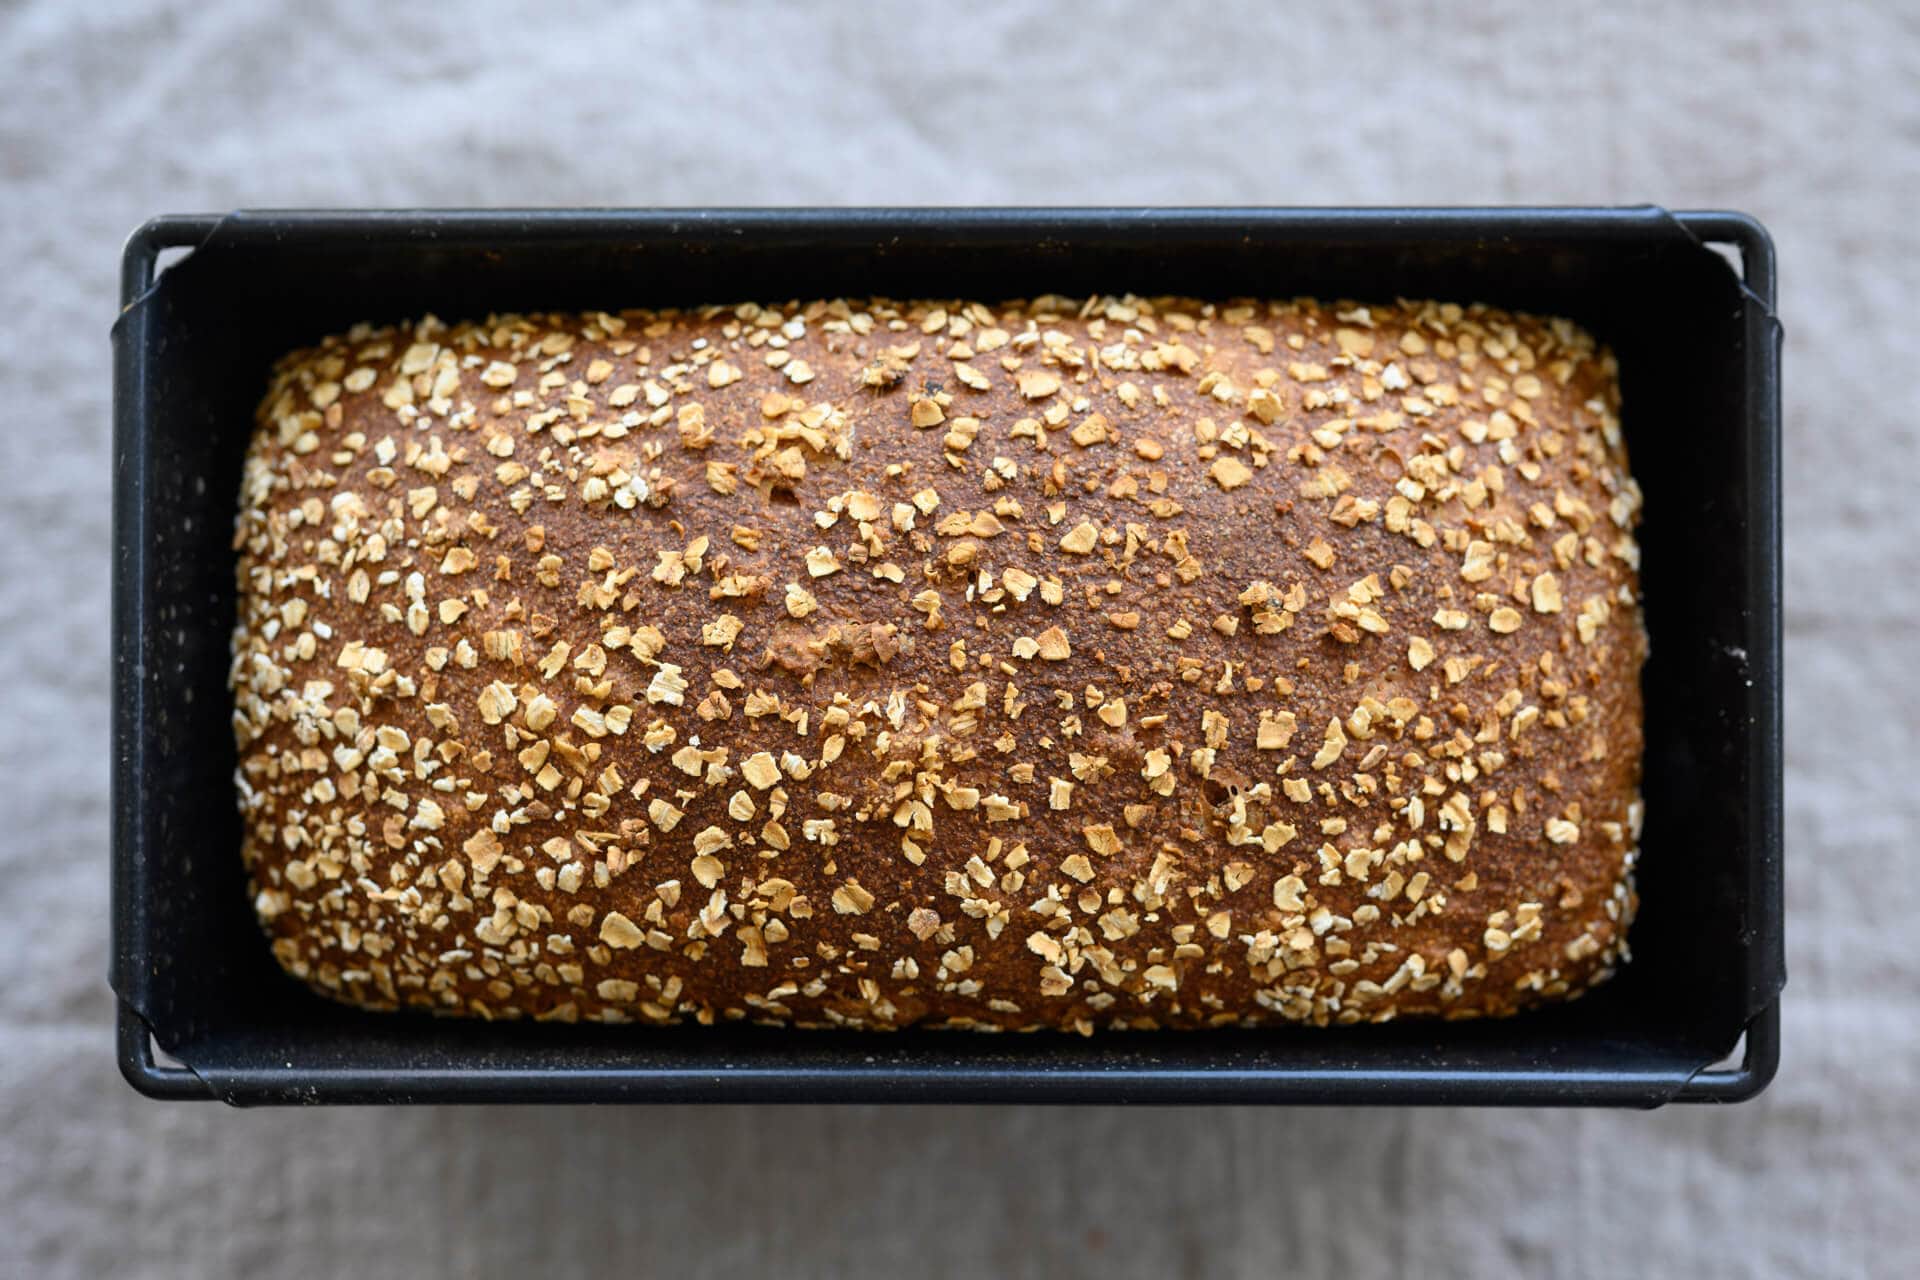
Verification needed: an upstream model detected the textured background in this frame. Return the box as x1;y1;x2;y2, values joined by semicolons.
4;1;1916;1275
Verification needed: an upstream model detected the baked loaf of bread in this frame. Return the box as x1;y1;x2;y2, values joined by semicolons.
231;294;1645;1031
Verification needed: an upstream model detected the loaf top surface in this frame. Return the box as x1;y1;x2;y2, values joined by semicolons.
232;294;1645;1031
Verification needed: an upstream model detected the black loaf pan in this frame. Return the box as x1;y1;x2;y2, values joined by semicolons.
111;208;1783;1106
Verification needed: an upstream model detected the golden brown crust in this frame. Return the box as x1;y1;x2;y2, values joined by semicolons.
231;295;1644;1031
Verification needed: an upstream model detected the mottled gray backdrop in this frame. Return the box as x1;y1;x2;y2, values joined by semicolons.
3;1;1915;1276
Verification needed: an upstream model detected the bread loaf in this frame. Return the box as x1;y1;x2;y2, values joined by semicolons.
231;294;1645;1031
